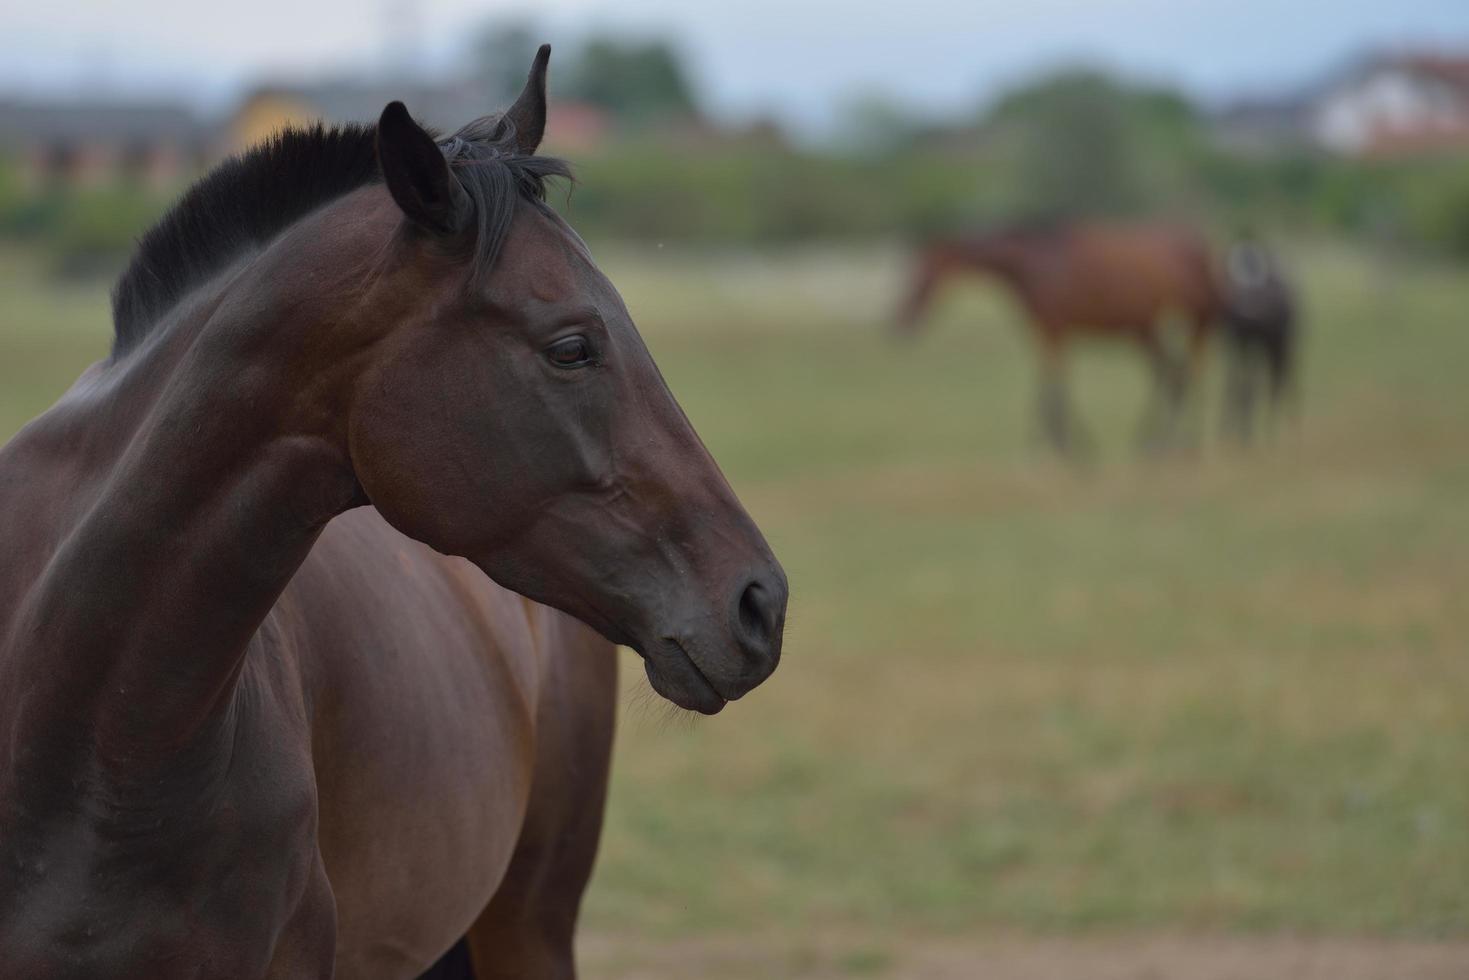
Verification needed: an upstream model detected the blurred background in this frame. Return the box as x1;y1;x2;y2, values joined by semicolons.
2;1;1467;976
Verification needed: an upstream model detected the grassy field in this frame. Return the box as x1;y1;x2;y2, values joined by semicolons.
2;240;1467;975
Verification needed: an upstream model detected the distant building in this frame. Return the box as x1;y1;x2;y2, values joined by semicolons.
0;99;208;189
1214;50;1469;158
1312;53;1469;156
0;78;614;196
1211;98;1313;156
227;80;612;155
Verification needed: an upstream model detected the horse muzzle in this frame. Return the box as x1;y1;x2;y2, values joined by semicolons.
638;565;788;715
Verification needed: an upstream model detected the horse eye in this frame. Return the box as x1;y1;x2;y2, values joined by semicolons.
545;336;593;369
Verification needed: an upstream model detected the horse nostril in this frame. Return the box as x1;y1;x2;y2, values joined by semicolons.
738;581;769;640
734;574;786;669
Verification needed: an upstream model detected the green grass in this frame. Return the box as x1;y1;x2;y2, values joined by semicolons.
1;240;1466;945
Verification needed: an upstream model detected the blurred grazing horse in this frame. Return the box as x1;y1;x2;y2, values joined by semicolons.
896;220;1223;456
1219;238;1299;442
0;47;787;979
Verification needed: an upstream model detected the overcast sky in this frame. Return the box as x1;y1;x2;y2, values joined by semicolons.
2;0;1466;131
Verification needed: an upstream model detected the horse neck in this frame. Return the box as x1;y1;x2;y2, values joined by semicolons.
902;240;1005;324
1;219;375;778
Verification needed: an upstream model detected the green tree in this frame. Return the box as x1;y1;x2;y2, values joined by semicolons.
468;20;539;103
982;69;1205;217
563;38;699;126
833;91;925;158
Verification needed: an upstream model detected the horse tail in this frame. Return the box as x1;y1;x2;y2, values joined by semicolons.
416;938;476;980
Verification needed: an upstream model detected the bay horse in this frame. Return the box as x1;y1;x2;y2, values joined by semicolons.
0;46;787;979
896;220;1223;455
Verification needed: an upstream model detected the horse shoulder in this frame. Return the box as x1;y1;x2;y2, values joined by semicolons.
282;508;546;975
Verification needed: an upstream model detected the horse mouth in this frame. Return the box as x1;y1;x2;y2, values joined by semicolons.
643;638;728;715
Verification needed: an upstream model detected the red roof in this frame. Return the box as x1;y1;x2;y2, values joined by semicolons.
1393;54;1469;93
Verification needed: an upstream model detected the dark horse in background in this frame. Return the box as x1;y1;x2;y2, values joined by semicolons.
0;46;786;979
896;220;1223;456
1219;236;1300;443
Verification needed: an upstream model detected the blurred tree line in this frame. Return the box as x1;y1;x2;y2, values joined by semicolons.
3;32;1469;273
471;22;697;128
560;65;1469;258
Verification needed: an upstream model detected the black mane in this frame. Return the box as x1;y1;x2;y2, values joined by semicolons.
110;116;570;357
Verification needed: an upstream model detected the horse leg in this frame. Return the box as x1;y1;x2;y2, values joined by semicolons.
463;622;618;980
264;854;338;979
1174;314;1212;450
1136;331;1182;453
1036;333;1090;460
1222;339;1257;445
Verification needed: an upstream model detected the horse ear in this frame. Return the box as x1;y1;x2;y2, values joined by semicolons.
503;44;551;156
376;101;470;235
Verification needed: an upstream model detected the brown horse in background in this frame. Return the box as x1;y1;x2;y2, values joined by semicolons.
896;220;1223;456
0;46;786;979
